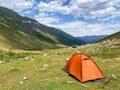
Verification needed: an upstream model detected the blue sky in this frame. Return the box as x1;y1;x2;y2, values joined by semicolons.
0;0;120;36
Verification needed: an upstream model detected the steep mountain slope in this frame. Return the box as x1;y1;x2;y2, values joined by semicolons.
76;35;107;44
98;31;120;42
0;17;56;50
0;6;85;50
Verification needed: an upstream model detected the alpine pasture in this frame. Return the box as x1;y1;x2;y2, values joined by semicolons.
0;40;120;90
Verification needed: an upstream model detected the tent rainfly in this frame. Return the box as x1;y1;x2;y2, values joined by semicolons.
63;53;105;82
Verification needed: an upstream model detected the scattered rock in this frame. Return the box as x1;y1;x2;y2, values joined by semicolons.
0;61;5;64
19;81;23;84
80;84;89;88
43;64;48;67
25;56;30;60
66;81;74;83
44;53;48;56
66;57;69;61
41;78;50;81
111;74;118;79
40;68;46;71
23;77;27;80
10;68;20;72
56;77;60;80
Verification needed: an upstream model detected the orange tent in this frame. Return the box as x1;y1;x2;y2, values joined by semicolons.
63;53;105;82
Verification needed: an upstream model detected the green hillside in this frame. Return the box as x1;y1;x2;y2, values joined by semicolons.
0;6;85;50
98;31;120;42
0;17;57;50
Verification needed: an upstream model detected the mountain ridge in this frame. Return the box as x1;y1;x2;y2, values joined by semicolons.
0;6;85;50
98;31;120;42
76;35;107;44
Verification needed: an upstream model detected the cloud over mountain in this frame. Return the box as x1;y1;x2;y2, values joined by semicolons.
0;0;120;36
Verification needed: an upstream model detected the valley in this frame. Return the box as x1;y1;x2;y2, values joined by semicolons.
0;6;120;90
0;38;120;90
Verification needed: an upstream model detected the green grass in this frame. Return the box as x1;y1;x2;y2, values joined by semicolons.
0;42;120;90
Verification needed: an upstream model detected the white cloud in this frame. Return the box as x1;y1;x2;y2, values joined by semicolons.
37;0;70;15
0;0;120;36
1;0;120;20
1;0;120;22
36;0;120;19
34;0;120;36
34;12;60;26
69;0;116;19
53;21;120;36
0;0;35;12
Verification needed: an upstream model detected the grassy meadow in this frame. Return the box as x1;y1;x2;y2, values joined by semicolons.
0;40;120;90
